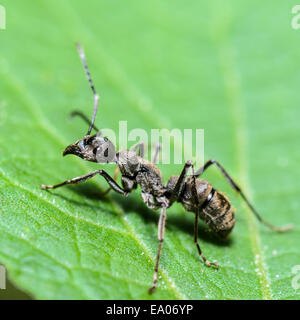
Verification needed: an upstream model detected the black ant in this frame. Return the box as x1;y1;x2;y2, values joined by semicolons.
41;43;293;294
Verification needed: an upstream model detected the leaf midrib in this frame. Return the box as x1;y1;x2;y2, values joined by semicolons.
211;11;272;298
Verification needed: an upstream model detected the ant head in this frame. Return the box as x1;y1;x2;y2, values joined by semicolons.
63;134;116;163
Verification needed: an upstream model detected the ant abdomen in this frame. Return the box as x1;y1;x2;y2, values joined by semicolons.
199;190;235;239
178;178;235;239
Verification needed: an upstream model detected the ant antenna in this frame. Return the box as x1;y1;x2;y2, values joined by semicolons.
76;42;99;136
69;110;100;133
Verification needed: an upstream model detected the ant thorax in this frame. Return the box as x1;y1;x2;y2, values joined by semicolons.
116;150;165;208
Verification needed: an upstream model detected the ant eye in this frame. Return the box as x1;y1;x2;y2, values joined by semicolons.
104;137;108;142
164;191;171;198
104;148;109;157
85;136;96;146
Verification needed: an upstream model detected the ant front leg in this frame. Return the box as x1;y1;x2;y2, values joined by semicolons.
41;169;129;196
100;166;120;196
149;206;167;294
195;159;293;232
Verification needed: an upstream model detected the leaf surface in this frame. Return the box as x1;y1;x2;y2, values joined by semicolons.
0;0;299;299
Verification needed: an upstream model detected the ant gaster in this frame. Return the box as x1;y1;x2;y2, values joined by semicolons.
41;43;293;294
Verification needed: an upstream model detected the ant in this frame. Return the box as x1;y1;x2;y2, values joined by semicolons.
41;43;293;294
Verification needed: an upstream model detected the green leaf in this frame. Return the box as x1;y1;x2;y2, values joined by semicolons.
0;0;299;299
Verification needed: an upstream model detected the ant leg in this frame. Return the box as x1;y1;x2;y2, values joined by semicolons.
41;169;128;196
190;164;219;268
195;159;293;232
76;43;100;136
149;206;167;294
165;162;218;268
101;167;120;196
193;209;219;268
132;141;161;162
113;167;119;180
69;110;100;133
131;142;145;158
168;160;193;203
97;170;127;195
152;142;161;164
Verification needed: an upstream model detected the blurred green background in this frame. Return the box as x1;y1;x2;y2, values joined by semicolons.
0;0;300;299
